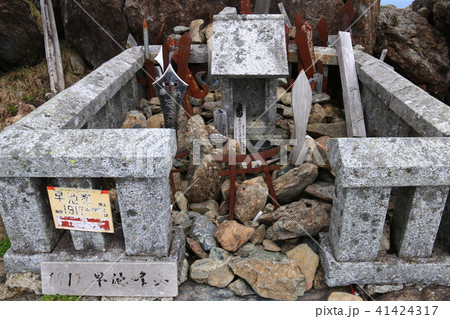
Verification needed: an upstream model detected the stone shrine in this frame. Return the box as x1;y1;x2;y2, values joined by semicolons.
211;14;289;149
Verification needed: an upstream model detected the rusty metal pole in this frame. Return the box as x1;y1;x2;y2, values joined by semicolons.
241;0;252;14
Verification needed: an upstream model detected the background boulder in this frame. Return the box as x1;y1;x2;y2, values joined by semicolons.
0;0;44;72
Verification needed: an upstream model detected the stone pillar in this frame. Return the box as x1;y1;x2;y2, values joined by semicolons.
392;186;449;258
438;194;450;252
116;177;172;257
0;178;61;252
54;178;113;251
329;185;391;262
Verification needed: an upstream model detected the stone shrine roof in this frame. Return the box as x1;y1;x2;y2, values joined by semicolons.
211;14;289;78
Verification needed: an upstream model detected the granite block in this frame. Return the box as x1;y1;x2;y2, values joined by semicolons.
360;84;411;137
5;47;144;131
4;227;185;276
354;50;450;138
329;185;391;262
328;137;450;188
211;15;289;78
319;232;450;287
391;185;449;258
0;129;176;178
0;177;62;253
116;177;172;257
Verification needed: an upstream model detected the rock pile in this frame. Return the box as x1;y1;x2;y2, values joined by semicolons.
125;74;349;300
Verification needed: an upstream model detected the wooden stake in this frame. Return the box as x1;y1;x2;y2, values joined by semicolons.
290;71;312;165
335;31;366;137
40;0;64;94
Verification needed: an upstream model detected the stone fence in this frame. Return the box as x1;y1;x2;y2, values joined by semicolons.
0;47;183;289
319;50;450;287
0;44;448;291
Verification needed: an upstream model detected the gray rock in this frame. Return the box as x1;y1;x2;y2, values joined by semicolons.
235;242;256;258
70;52;86;75
190;255;235;288
216;215;229;224
234;176;268;223
218;7;237;15
229;254;306;301
228;278;255;296
250;224;266;245
312;93;331;104
174;191;189;211
306;121;348;138
273;163;319;204
304;182;335;203
366;284;404;295
174;211;190;226
260;199;331;241
208;247;231;260
190;200;219;214
6;272;41;294
0;283;17;301
187;211;201;220
175;280;263;301
142;106;153;119
178;258;189;286
173;26;190;34
190;216;217;252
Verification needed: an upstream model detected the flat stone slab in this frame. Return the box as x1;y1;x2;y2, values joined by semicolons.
4;47;144;131
41;261;177;297
354;50;450;137
319;232;450;287
328;137;450;187
4;227;185;280
211;15;289;78
0;129;176;178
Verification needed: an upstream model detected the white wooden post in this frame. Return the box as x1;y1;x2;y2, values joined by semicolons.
290;71;312;165
335;31;366;137
40;0;65;94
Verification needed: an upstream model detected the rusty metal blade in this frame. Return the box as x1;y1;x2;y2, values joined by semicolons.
166;36;209;100
295;20;314;79
163;40;170;71
144;59;157;98
295;12;303;29
317;18;328;47
155;16;170;45
177;33;192;82
240;0;252;14
340;0;355;31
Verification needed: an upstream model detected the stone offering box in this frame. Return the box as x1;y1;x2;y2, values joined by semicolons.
0;22;449;295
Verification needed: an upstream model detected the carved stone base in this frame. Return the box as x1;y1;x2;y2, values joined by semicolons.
319;232;450;287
